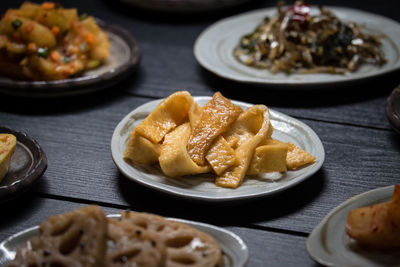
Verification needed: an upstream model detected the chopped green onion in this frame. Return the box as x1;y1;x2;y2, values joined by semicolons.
80;43;87;52
11;19;22;30
62;55;71;63
87;59;100;69
62;29;69;37
263;17;270;23
37;47;49;58
79;13;88;21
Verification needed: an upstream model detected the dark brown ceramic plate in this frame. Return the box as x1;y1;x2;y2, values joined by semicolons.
0;126;47;202
0;20;141;98
386;86;400;134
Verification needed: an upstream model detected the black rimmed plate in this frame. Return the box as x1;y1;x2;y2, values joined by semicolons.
386;86;400;134
0;20;141;98
0;126;47;202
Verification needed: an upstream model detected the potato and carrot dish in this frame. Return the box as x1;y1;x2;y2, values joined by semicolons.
0;2;110;81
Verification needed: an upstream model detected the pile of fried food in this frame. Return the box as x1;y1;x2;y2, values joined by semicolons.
234;1;386;74
0;133;16;182
8;205;224;267
124;91;315;189
346;185;400;249
0;2;110;81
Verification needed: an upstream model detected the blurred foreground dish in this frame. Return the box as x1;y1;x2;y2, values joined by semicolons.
0;2;110;81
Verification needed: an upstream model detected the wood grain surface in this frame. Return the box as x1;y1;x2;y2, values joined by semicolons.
0;0;399;266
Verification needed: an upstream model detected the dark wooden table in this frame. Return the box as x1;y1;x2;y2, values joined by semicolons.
1;0;400;266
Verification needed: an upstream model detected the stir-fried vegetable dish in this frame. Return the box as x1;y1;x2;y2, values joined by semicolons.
0;2;110;81
234;1;386;74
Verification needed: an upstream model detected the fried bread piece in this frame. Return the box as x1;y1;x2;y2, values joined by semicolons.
159;123;210;177
286;142;316;170
346;185;400;249
0;134;16;181
205;136;237;176
107;219;166;267
120;211;224;267
134;91;194;144
247;139;288;174
8;205;107;267
216;105;271;188
187;92;242;166
124;130;161;165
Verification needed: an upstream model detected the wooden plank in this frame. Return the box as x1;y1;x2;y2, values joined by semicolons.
0;196;314;267
0;98;399;234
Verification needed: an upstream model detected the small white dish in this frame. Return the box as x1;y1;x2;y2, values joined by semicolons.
307;185;400;267
0;214;248;267
111;96;325;202
194;7;400;87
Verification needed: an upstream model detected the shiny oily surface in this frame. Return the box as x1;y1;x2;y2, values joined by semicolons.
0;214;248;267
307;186;400;267
111;96;325;202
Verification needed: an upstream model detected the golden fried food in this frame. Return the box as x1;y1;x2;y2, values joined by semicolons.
0;134;16;181
8;205;107;267
248;139;288;174
107;219;166;267
159;123;210;177
215;105;271;188
0;2;110;81
124;91;316;189
135;91;194;144
124;130;161;165
286;142;316;170
187;92;243;166
120;211;224;267
346;185;400;249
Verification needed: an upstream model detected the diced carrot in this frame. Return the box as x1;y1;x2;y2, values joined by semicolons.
50;50;61;62
86;33;95;44
51;25;60;36
41;2;55;10
25;23;34;33
27;42;37;52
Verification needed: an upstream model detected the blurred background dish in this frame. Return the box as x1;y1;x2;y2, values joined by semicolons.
116;0;250;13
194;7;400;87
386;86;400;134
0;126;47;202
0;20;141;97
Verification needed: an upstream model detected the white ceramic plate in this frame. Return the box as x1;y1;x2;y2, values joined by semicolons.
307;185;400;266
111;96;325;202
194;7;400;87
0;214;248;267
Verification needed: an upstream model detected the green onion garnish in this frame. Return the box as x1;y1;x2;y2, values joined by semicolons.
37;47;49;58
11;19;22;30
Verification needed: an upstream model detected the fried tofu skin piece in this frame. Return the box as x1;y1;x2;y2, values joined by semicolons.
123;130;160;165
205;136;237;176
159;123;210;177
286;142;316;170
216;105;271;188
135;91;194;144
187;92;243;166
247;139;288;174
8;205;107;267
0;134;16;181
346;185;400;249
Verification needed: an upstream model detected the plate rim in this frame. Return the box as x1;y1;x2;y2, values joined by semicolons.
111;96;325;202
306;185;394;267
0;126;47;202
194;6;400;87
0;18;141;98
0;214;249;267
